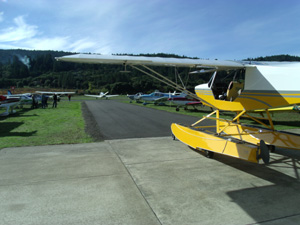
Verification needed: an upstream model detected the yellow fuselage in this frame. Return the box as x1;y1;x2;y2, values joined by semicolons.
195;89;300;111
195;63;300;111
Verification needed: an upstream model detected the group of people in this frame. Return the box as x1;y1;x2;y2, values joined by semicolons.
32;93;59;109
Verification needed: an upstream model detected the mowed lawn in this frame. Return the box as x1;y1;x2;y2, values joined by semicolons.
0;100;93;149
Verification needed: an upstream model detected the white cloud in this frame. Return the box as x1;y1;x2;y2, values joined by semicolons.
69;39;97;53
24;36;69;51
0;16;38;42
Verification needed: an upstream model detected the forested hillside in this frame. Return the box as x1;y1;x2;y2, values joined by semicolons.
0;49;206;94
0;49;299;94
245;54;300;61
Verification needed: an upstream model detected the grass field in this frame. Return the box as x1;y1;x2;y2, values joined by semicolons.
0;99;93;149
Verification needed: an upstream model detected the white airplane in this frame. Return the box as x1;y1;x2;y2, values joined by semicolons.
5;90;40;107
85;92;119;100
127;92;143;103
57;54;300;164
0;95;20;116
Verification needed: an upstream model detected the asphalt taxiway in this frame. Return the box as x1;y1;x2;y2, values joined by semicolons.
83;100;210;140
1;100;300;225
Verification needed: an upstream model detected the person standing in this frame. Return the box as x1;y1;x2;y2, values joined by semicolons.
41;94;46;109
52;93;58;108
31;94;36;109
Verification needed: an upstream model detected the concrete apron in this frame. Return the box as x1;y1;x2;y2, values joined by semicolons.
1;137;300;225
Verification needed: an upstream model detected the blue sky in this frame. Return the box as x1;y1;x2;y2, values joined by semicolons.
0;0;300;60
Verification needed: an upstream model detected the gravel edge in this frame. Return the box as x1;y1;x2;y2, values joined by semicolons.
81;101;105;141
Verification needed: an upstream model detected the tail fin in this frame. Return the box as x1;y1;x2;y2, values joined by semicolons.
7;90;12;95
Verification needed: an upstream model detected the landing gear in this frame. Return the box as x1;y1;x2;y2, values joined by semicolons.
258;140;270;164
172;133;176;140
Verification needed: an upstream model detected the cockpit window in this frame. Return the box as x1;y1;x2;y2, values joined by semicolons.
210;69;245;101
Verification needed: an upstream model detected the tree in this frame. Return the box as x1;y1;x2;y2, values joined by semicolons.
110;82;132;94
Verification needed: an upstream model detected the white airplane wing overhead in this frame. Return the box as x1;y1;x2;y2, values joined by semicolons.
56;54;244;69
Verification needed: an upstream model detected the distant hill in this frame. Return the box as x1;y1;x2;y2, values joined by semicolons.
0;49;74;64
245;54;300;62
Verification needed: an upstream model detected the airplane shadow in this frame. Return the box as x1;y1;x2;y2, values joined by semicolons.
0;121;37;137
193;148;300;224
0;108;38;121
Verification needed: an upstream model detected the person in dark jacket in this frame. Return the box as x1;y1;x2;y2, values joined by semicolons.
52;93;58;108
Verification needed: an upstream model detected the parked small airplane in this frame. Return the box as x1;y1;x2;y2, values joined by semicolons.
5;90;41;106
127;92;143;103
138;91;186;105
57;54;300;164
85;92;119;100
168;96;202;111
0;95;20;116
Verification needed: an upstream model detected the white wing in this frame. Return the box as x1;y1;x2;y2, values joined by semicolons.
105;95;119;98
56;54;244;69
85;94;102;98
36;91;75;94
85;94;118;98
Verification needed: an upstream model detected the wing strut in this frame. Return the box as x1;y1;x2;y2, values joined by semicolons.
175;67;186;89
130;64;214;108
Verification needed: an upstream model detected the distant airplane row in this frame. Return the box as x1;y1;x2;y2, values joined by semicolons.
127;91;202;111
3;88;299;117
84;90;202;111
0;91;75;116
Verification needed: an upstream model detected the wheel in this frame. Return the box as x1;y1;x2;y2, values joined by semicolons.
176;108;179;111
172;134;176;140
205;150;214;158
259;140;270;164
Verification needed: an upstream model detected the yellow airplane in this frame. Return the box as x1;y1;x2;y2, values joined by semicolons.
56;54;300;164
